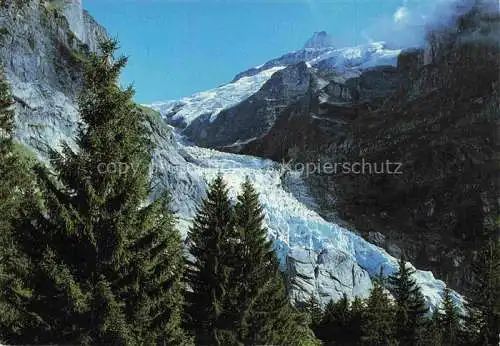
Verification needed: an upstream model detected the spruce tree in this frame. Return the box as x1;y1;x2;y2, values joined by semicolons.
185;174;238;345
437;288;462;346
361;280;396;346
0;68;34;341
187;177;320;345
349;296;364;344
233;178;319;345
464;234;500;346
389;255;429;345
316;294;360;345
417;309;442;346
0;69;13;135
245;264;320;346
10;40;188;345
303;294;323;332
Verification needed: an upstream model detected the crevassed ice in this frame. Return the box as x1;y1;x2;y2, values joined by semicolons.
149;66;285;126
168;135;463;311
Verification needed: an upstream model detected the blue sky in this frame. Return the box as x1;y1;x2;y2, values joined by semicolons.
84;0;448;103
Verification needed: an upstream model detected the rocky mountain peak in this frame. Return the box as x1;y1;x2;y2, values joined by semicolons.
303;31;334;49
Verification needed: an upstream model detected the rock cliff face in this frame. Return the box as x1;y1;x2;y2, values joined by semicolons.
240;64;400;163
287;247;372;304
181;63;400;152
303;31;334;49
0;0;106;158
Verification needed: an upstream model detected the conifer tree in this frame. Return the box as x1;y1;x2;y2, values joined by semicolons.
437;288;462;346
361;280;396;346
464;234;500;346
185;174;238;345
349;296;364;343
10;40;188;345
389;255;429;345
187;177;320;345
230;177;320;345
316;294;362;345
245;264;320;346
0;68;34;341
303;294;323;332
416;309;442;346
0;69;13;135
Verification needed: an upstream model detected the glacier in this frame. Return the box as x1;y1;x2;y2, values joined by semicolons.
150;124;463;310
149;66;285;127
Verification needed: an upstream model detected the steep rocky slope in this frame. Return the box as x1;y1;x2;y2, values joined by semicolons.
329;40;499;290
0;0;106;157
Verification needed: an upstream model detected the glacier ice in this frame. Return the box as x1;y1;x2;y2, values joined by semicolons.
148;66;285;127
151;127;463;310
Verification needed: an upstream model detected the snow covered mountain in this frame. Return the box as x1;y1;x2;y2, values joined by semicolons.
234;40;401;81
303;31;335;49
150;66;285;127
149;33;401;145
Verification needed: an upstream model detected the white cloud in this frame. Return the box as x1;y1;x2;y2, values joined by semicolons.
393;7;409;23
364;0;478;49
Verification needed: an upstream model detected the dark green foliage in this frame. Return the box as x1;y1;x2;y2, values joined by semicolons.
0;69;35;341
234;178;319;345
186;176;319;345
437;288;462;346
245;265;320;346
7;40;188;345
232;177;275;342
464;230;500;346
185;174;238;345
361;280;396;345
0;68;13;134
389;255;429;345
303;295;323;331
309;273;468;346
315;294;363;345
349;296;365;340
416;310;442;346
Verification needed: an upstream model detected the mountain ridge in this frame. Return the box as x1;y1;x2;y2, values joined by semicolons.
150;34;402;150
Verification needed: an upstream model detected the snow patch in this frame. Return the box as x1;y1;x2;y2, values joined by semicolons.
309;41;402;70
149;66;285;126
